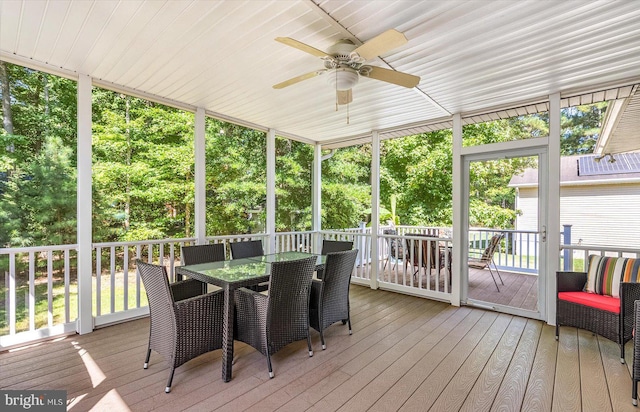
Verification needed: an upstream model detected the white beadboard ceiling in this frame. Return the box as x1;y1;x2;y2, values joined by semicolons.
1;0;639;147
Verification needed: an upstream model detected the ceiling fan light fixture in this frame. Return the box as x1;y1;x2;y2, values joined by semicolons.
327;68;359;91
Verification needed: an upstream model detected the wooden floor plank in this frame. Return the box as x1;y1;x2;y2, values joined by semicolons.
521;323;558;412
332;306;464;412
552;327;581;412
0;286;633;412
398;311;504;411
599;336;637;412
490;319;542;412
456;316;528;412
578;329;612;412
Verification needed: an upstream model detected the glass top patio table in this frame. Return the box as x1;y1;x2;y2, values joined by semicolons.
246;250;326;267
175;250;323;382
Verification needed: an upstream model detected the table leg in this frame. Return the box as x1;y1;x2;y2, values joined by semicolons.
221;285;235;382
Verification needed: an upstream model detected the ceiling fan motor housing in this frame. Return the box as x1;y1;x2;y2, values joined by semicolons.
327;67;359;90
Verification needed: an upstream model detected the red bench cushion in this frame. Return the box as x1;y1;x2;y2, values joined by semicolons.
558;291;620;314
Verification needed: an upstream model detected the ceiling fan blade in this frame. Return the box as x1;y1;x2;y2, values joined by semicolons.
353;29;408;60
366;66;420;88
337;89;353;105
273;70;326;89
275;37;328;58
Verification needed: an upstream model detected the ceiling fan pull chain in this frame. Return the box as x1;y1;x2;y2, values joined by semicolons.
347;102;350;124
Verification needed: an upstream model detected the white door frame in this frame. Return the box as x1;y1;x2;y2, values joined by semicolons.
460;138;549;320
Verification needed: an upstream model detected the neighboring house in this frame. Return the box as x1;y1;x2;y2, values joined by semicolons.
509;152;640;249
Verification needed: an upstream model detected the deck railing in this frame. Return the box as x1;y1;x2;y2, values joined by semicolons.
0;226;571;348
559;244;640;272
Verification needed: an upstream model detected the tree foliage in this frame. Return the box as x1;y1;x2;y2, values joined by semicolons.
0;60;610;247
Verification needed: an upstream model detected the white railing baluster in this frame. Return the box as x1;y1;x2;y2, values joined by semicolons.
28;252;35;331
47;250;53;328
64;250;70;323
110;246;116;314
136;244;142;308
9;253;16;335
96;246;101;317
123;245;129;311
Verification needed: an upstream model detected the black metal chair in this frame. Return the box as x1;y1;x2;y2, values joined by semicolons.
230;239;264;259
234;256;317;378
317;239;353;279
136;260;223;393
309;249;358;350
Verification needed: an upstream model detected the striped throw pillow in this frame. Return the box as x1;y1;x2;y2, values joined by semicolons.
585;255;640;297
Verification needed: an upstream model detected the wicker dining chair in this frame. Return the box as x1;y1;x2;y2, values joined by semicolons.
309;249;358;350
136;260;224;393
230;239;264;259
230;240;267;291
178;243;226;287
181;243;226;265
317;239;353;279
234;256;317;378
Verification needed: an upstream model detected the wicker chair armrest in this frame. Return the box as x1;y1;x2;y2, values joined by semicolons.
620;283;640;328
174;289;223;316
171;278;205;301
309;279;322;308
556;271;587;293
173;289;224;330
235;287;268;319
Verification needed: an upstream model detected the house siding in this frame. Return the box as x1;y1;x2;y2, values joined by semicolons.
516;183;640;249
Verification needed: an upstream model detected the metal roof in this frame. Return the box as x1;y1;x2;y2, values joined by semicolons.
1;0;639;147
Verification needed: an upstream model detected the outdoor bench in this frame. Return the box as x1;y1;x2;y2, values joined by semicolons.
556;255;640;363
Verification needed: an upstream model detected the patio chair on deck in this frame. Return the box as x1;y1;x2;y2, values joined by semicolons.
181;243;226;265
230;239;264;259
468;233;505;292
231;240;267;291
382;229;406;270
317;239;353;279
136;260;223;393
309;249;358;350
234;256;317;378
178;243;226;288
405;232;445;280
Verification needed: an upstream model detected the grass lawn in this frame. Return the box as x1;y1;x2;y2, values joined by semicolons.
1;269;148;336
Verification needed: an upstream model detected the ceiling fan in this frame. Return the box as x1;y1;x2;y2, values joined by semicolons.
273;29;420;105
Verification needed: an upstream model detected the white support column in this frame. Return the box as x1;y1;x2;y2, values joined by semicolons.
370;131;380;289
194;108;206;244
312;144;322;253
451;113;463;306
266;129;276;253
547;93;561;325
76;74;93;334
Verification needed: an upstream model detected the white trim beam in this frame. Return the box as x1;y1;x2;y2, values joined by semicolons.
370;131;380;290
194;108;206;244
266;129;276;253
451;114;462;306
547;92;561;325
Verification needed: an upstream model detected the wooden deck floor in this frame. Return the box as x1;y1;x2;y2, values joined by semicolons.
0;285;636;411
